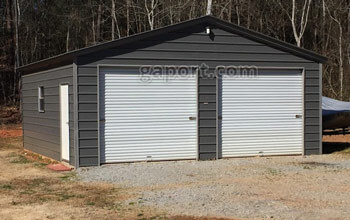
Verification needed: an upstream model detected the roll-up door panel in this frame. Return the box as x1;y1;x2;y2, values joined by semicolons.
221;70;303;157
100;68;197;163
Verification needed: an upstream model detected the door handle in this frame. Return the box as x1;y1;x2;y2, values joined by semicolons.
189;117;196;120
295;115;302;119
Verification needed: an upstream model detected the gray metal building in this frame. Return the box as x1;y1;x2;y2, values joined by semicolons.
18;16;327;167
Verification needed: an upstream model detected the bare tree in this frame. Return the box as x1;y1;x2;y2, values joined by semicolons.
13;0;20;103
219;0;233;19
96;3;102;41
278;0;312;47
347;5;350;67
145;0;158;30
111;0;116;40
206;0;213;15
327;3;345;99
235;0;241;26
66;25;70;52
13;0;20;67
126;0;130;36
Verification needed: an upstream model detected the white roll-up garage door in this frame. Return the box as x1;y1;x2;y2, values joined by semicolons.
100;68;197;163
221;70;303;157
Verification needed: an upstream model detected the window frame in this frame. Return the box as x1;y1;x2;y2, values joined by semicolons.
38;86;45;113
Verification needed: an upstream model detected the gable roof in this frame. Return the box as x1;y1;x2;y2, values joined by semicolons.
18;15;327;74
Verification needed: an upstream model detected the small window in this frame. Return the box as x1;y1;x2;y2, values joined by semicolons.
38;86;45;112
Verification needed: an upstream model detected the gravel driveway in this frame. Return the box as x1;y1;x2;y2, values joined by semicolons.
78;154;350;220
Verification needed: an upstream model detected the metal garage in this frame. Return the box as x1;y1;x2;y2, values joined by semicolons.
18;15;327;167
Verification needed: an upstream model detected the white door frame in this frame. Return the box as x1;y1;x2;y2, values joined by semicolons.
60;84;70;161
97;64;199;164
218;66;305;157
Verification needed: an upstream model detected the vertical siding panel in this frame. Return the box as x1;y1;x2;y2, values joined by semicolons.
77;66;99;166
304;68;321;155
198;71;217;160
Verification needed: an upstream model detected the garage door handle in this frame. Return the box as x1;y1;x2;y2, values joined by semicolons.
295;115;302;119
189;117;196;120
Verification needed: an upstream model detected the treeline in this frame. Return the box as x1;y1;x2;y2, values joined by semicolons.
1;0;349;105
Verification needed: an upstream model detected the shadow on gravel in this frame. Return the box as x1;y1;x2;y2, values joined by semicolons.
299;161;335;167
323;142;350;154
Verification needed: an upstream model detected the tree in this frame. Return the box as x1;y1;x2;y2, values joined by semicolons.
145;0;158;30
206;0;213;15
277;0;312;47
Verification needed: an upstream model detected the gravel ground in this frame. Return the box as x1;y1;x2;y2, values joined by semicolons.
78;154;350;220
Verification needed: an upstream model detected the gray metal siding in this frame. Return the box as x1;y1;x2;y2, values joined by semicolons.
22;65;75;165
76;26;321;166
198;71;217;160
76;66;99;166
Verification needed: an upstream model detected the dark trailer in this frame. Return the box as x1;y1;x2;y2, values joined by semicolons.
18;16;327;167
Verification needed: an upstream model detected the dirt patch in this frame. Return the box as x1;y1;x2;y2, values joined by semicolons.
323;134;350;142
0;123;22;138
0;129;22;138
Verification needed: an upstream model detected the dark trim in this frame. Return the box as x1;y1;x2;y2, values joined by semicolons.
18;16;326;75
198;69;217;160
73;58;79;168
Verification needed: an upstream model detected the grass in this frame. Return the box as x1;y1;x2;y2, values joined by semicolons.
1;175;126;208
59;172;77;181
10;155;32;164
1;184;14;190
303;165;311;169
33;162;49;167
266;168;282;176
6;152;18;157
0;136;22;150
